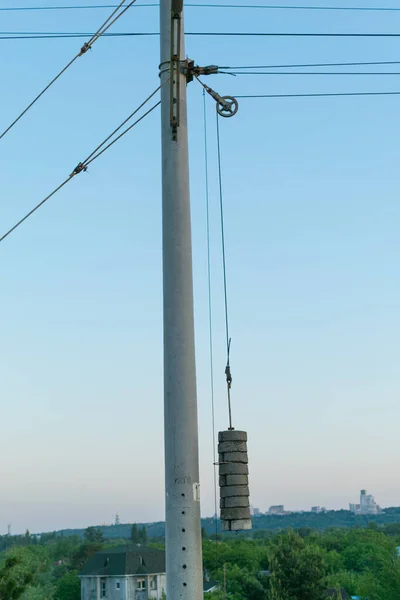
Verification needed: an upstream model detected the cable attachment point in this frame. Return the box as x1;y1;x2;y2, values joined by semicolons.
197;77;239;117
79;42;92;56
70;162;87;178
183;59;219;83
225;339;234;430
225;364;232;389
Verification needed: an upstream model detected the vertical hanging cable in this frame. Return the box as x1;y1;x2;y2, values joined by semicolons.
203;90;219;547
216;111;233;431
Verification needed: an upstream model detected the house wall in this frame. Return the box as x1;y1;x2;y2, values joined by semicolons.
81;576;127;600
81;576;98;600
81;574;166;600
127;574;166;600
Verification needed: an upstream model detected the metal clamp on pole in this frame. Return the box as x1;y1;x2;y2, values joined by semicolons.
182;59;219;83
170;0;183;140
171;0;183;14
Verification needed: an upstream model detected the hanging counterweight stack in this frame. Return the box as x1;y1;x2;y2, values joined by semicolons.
218;430;252;531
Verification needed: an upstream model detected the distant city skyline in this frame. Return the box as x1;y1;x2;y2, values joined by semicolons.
1;488;396;536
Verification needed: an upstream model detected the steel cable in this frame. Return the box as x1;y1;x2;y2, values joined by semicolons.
0;0;137;140
0;86;162;244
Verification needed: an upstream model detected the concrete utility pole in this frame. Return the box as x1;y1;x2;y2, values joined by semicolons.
160;0;203;598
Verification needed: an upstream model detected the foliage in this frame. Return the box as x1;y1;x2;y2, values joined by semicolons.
131;524;139;543
83;527;104;544
1;519;400;599
70;542;102;571
53;571;80;600
0;547;50;600
130;524;148;545
268;530;327;600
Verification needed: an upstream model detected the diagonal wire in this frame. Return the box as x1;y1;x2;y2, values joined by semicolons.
0;179;72;244
85;101;160;166
203;89;219;547
0;33;157;39
0;0;136;140
0;57;80;139
88;0;136;46
81;82;165;165
0;88;161;244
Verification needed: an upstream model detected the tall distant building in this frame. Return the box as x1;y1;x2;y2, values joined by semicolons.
268;505;285;515
115;514;121;526
251;505;261;517
350;490;382;515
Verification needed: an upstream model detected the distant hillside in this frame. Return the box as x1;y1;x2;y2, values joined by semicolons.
55;507;400;540
249;507;400;533
58;521;166;540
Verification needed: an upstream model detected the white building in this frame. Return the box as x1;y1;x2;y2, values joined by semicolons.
349;490;381;515
80;545;213;599
80;546;166;600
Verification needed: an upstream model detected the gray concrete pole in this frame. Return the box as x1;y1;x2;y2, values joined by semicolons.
159;1;203;599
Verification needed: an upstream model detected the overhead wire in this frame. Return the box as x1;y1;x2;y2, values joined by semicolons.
0;179;73;244
6;31;400;39
234;90;400;98
225;61;400;70
5;3;400;11
227;71;400;75
0;0;137;140
78;82;164;167
0;33;156;39
203;89;219;547
189;32;400;37
0;83;164;244
216;112;234;432
0;3;154;9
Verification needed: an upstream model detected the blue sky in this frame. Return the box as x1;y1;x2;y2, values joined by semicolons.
1;0;400;534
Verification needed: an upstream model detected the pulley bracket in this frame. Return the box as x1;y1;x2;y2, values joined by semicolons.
197;78;239;118
182;59;219;83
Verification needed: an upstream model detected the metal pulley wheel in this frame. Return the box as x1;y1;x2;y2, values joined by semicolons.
217;96;239;118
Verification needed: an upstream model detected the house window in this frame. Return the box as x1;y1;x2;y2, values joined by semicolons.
150;576;157;590
137;579;146;590
116;581;121;590
101;580;107;598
